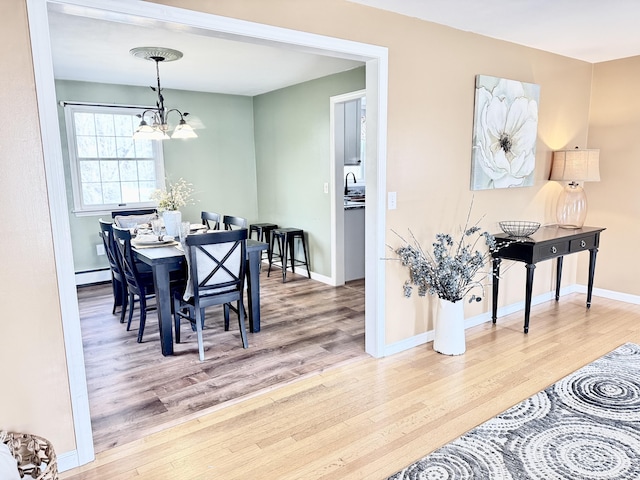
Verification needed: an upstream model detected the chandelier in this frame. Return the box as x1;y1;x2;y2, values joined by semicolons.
129;47;197;140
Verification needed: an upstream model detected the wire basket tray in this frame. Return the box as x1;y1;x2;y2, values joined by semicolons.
499;221;541;237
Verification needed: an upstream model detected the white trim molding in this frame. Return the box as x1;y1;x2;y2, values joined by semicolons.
26;0;96;467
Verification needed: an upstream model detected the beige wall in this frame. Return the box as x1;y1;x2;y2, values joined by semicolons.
0;0;76;452
174;0;594;342
587;57;640;297
5;0;635;463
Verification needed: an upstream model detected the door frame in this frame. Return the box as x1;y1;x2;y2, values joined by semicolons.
330;90;367;286
26;0;388;469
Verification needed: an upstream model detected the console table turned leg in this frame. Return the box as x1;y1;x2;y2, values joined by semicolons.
587;248;599;308
555;256;564;301
524;263;536;334
492;258;501;324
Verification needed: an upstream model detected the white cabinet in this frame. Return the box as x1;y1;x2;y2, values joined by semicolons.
343;99;362;165
344;207;365;281
335;99;362;166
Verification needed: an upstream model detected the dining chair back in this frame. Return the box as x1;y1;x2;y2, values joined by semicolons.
99;219;128;323
173;229;248;361
201;211;221;230
222;215;248;230
112;225;158;342
111;208;157;218
112;209;158;228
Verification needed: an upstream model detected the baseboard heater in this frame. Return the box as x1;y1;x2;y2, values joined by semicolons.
75;268;111;286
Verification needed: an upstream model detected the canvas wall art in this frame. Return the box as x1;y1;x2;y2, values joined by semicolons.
470;75;540;190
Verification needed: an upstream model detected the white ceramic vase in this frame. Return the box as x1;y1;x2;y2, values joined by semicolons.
162;210;182;238
433;298;466;355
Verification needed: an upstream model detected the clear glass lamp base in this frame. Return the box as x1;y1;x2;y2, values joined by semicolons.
556;182;587;229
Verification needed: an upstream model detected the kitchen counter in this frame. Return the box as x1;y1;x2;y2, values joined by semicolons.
344;202;365;210
344;196;365;210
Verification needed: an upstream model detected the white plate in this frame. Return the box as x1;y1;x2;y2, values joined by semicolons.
189;223;207;231
133;235;175;245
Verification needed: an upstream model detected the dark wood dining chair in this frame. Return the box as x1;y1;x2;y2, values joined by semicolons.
112;226;185;343
173;229;248;361
201;211;221;230
222;215;248;230
99;219;128;323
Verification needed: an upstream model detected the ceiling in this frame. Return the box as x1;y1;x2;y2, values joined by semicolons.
349;0;640;63
47;9;364;96
48;1;640;97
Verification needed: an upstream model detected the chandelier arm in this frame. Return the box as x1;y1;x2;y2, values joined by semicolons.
164;108;190;121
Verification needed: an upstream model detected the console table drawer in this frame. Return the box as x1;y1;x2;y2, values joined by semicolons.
534;241;569;260
570;236;597;252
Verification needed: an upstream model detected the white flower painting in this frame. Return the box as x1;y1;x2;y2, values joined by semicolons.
471;75;540;190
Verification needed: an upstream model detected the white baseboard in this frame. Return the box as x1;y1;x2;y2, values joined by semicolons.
310;271;332;285
577;285;640;305
382;283;632;357
259;260;331;285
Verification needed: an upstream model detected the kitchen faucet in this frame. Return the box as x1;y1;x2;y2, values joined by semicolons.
344;172;357;196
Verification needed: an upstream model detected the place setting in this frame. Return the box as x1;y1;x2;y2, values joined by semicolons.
131;218;179;248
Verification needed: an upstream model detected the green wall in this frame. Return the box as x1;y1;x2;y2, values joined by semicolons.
253;67;365;276
56;80;257;273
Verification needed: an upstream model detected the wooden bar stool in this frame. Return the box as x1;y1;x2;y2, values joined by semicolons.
268;227;311;282
249;223;278;261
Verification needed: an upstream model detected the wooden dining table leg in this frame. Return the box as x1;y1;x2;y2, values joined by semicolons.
151;262;174;356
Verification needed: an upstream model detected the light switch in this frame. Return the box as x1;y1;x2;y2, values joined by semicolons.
96;244;106;256
323;182;329;194
388;191;397;210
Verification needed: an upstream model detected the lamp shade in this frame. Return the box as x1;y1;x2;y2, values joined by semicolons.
171;120;198;139
550;149;600;182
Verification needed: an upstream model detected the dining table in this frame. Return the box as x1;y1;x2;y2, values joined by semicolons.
133;237;268;356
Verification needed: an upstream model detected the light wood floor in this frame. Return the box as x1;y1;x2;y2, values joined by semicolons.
76;270;365;453
62;292;640;479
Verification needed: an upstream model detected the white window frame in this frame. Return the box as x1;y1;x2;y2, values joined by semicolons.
63;103;165;216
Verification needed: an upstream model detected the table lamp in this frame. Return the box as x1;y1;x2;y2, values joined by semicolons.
549;147;600;229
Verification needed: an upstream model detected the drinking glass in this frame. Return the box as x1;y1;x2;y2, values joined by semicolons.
179;221;190;242
151;218;162;236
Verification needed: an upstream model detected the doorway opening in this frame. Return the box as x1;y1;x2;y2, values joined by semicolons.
27;0;388;468
330;90;367;287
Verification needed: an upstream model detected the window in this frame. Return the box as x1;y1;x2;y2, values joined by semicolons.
64;104;165;215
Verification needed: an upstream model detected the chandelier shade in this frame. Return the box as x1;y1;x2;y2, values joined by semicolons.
130;47;197;140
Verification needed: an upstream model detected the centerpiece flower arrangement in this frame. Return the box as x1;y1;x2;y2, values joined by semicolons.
151;178;195;237
151;178;195;212
393;208;498;304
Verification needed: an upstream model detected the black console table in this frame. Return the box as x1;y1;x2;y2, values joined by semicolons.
492;226;605;333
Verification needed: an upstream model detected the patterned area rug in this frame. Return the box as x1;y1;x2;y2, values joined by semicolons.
388;342;640;479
